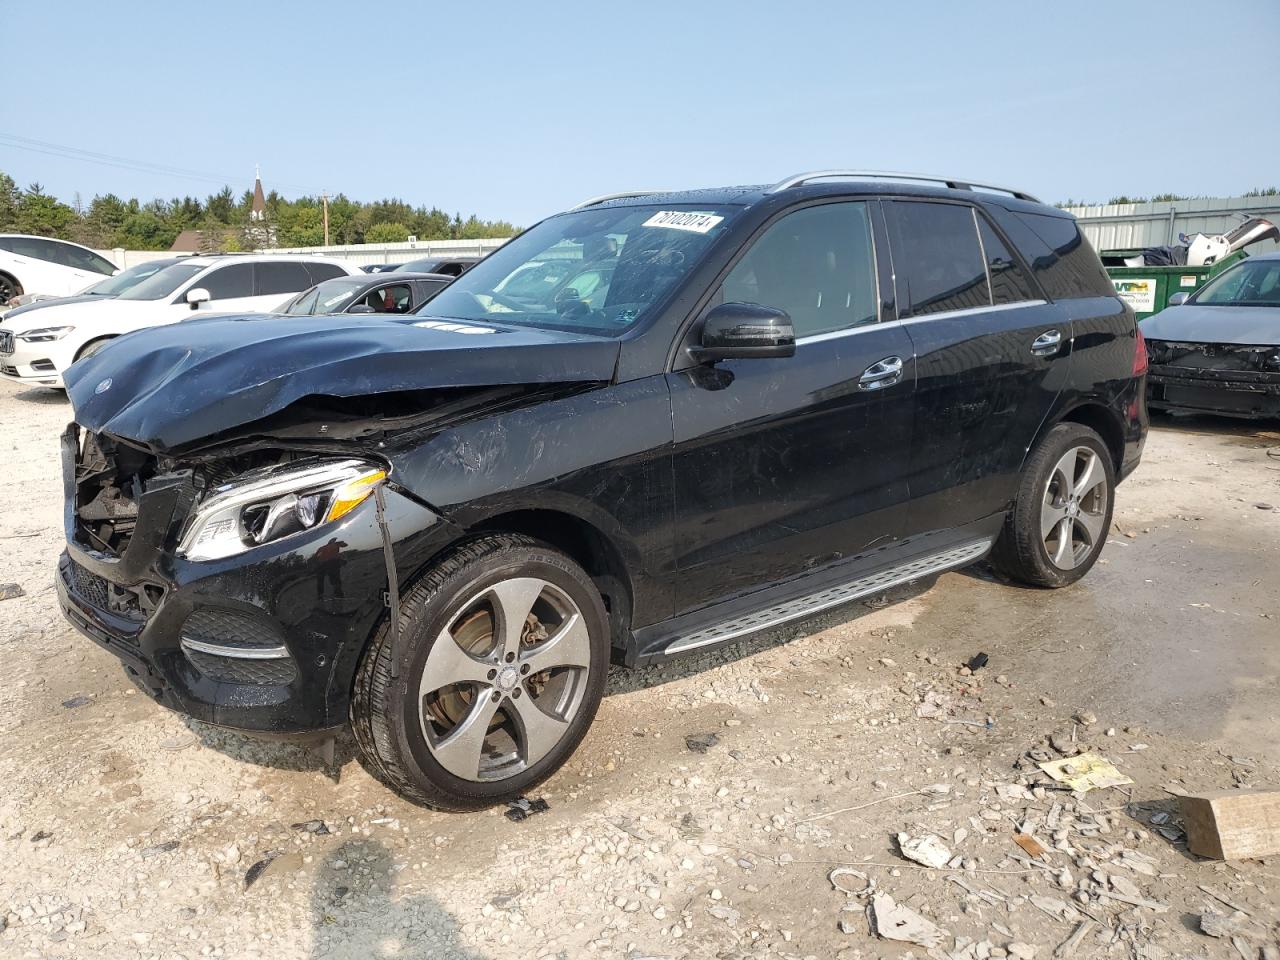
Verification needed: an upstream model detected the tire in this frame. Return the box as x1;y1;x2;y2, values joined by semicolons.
0;274;19;303
990;422;1115;588
75;337;114;363
351;534;609;810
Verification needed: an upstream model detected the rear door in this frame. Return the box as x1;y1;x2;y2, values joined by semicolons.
6;237;80;296
667;199;916;611
885;199;1072;536
253;261;319;311
187;262;257;313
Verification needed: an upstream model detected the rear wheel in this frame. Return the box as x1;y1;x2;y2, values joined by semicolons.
351;534;609;810
991;422;1114;588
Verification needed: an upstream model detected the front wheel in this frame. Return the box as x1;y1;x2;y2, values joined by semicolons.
351;534;609;810
990;422;1115;588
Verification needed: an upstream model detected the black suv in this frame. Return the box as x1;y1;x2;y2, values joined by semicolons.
58;172;1147;810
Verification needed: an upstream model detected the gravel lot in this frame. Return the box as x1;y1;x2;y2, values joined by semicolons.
1;381;1277;960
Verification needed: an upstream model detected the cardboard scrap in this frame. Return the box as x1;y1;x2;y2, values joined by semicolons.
870;892;947;948
1013;831;1049;858
1038;753;1133;792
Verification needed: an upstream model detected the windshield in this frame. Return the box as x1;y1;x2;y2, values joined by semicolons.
421;204;736;336
116;262;207;301
284;279;368;315
1191;259;1280;307
83;260;178;297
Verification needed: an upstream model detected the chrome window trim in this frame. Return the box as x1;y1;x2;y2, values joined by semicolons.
795;299;1047;345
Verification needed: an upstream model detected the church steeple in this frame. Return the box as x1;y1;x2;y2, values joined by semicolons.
251;165;267;221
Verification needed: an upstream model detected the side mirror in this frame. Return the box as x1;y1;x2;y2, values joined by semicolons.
1167;292;1190;306
691;302;795;362
348;303;376;314
186;287;211;310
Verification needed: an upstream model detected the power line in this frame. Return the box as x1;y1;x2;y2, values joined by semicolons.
0;133;323;196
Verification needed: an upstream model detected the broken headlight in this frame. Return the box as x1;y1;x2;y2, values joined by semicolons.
178;459;387;561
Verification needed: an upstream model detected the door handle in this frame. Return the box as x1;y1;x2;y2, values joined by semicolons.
859;356;904;391
1031;329;1063;356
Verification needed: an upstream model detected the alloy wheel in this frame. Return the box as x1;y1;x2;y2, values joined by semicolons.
417;577;592;782
1040;446;1109;570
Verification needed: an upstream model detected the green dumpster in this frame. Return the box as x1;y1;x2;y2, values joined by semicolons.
1101;249;1250;320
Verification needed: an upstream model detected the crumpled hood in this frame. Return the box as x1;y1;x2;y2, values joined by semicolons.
65;313;620;451
1141;304;1280;346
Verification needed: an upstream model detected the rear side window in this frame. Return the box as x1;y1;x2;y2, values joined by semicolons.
200;263;255;300
256;261;314;296
888;201;988;317
988;208;1113;300
976;215;1038;304
721;201;878;338
305;262;348;284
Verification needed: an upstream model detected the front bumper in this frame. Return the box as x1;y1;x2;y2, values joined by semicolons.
1148;366;1280;419
56;429;461;735
0;332;64;387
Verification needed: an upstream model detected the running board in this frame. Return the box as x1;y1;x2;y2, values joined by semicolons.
663;538;993;655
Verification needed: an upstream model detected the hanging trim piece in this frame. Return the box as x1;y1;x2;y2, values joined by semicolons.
373;483;403;680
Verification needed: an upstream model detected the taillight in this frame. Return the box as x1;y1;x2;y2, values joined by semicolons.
1133;327;1148;375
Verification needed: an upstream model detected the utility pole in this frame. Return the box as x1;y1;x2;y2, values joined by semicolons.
321;192;330;247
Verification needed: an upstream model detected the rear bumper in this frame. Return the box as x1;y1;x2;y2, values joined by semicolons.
1147;367;1280;419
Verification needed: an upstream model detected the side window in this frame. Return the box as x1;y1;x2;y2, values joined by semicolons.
305;262;348;284
255;261;314;296
415;279;449;304
199;263;255;300
59;244;116;275
888;201;989;317
9;237;57;261
720;202;877;338
976;215;1038;304
987;207;1113;300
362;283;414;314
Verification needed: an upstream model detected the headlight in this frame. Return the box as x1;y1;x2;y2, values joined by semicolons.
17;325;76;342
178;459;387;561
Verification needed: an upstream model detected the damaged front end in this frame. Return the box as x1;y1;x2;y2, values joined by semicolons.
1145;339;1280;418
56;419;461;736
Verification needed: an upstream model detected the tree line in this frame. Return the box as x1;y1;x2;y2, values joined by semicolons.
0;170;520;252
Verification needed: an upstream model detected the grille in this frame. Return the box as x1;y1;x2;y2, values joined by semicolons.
180;609;297;685
0;331;12;354
1;364;17;377
70;562;110;609
182;609;285;650
183;648;297;685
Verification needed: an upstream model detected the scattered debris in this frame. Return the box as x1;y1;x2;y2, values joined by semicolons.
0;583;24;601
1013;832;1049;858
828;867;871;896
1038;753;1133;792
869;892;947;948
1052;920;1094;958
897;832;952;868
243;850;303;890
140;840;180;858
504;796;550;823
684;732;719;754
707;903;742;925
966;652;989;671
1200;909;1262;940
60;695;91;709
1180;788;1280;860
290;819;331;835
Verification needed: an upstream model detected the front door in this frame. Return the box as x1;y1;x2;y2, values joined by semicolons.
884;199;1074;536
667;200;916;613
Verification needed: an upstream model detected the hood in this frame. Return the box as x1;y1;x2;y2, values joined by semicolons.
0;295;112;328
1141;304;1280;346
64;313;621;452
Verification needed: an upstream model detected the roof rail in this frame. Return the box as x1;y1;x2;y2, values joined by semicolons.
767;170;1039;203
569;190;662;211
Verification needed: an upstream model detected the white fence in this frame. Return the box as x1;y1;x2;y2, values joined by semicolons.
1063;195;1280;255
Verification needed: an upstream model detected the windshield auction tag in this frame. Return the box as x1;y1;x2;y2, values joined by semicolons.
642;211;724;234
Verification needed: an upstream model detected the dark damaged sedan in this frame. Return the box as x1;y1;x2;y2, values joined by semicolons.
1142;252;1280;419
58;173;1147;809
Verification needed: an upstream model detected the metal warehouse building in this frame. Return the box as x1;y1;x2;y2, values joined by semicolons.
1066;195;1280;255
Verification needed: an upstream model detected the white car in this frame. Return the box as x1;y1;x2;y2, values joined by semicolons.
0;235;120;304
0;255;359;388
